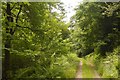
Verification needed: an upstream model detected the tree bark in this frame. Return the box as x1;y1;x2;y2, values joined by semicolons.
2;3;13;80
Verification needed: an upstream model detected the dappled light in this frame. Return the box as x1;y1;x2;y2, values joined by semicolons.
1;1;120;80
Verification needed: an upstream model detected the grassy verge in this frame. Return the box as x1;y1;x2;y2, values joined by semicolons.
82;62;94;78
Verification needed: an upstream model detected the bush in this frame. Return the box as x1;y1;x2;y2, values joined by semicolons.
12;53;80;78
46;53;80;78
94;46;119;78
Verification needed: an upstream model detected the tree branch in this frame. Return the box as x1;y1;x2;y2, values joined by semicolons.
16;24;32;30
10;3;16;10
12;5;22;34
16;24;40;32
16;5;22;23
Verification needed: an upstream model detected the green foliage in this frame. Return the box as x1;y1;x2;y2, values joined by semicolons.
2;2;80;79
49;53;80;78
11;53;80;78
83;46;119;78
2;1;120;79
73;2;120;57
72;2;120;78
91;46;119;78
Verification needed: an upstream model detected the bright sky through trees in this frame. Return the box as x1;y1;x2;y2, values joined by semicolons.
61;0;83;23
2;2;120;79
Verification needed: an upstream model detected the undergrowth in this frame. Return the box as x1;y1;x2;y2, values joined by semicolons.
85;46;119;78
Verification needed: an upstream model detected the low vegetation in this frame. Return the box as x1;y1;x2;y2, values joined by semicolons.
1;1;120;79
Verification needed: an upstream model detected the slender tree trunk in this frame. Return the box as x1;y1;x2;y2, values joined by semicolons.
2;3;13;80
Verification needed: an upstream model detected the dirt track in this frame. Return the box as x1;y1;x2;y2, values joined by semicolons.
75;61;101;79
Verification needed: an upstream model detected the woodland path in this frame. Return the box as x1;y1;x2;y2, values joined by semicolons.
75;60;101;80
76;61;82;78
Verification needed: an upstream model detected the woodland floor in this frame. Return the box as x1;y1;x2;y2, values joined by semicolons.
75;61;101;80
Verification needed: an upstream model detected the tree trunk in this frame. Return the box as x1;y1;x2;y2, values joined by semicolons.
2;3;13;80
